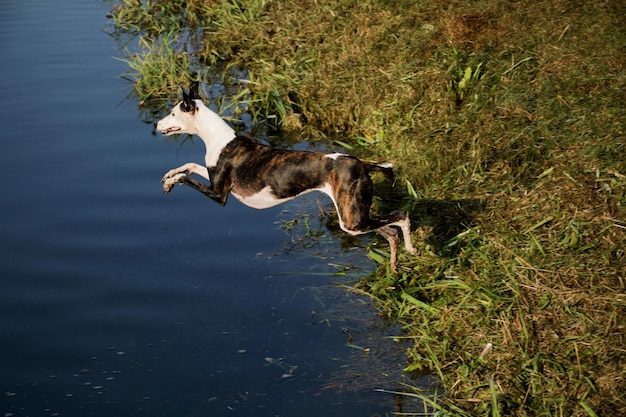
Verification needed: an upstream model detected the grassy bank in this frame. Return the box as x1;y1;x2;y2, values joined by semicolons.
107;0;625;415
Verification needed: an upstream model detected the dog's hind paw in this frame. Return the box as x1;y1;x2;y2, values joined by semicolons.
406;244;419;256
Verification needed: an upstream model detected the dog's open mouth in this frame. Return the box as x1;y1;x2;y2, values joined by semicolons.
161;127;181;135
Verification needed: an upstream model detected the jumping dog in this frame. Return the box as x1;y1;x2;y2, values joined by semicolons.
156;82;417;272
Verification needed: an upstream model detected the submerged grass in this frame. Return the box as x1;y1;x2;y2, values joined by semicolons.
107;0;625;415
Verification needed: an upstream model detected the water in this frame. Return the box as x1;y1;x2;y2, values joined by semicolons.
0;1;427;415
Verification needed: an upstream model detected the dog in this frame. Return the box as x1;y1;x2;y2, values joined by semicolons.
156;82;417;272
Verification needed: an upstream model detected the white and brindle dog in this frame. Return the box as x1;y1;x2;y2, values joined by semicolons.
157;82;417;272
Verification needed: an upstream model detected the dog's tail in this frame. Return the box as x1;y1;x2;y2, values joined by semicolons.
365;162;395;181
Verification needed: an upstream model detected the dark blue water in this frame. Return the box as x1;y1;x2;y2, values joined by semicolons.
0;1;427;416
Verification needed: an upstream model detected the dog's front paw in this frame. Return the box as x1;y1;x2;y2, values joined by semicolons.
162;173;187;194
161;167;184;183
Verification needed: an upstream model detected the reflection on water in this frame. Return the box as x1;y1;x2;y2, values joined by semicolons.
0;1;429;416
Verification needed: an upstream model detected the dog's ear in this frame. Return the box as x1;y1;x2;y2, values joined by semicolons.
179;83;197;113
179;84;188;101
188;81;201;100
181;99;197;113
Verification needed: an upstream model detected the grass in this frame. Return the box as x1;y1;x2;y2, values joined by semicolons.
106;0;625;415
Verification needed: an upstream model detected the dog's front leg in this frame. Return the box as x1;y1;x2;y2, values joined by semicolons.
177;175;229;206
161;173;226;204
162;162;209;182
161;160;231;205
162;162;209;193
161;172;187;193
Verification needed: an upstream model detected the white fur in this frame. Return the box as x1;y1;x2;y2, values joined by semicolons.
156;100;235;167
231;184;333;211
325;153;347;160
231;186;282;209
230;182;364;237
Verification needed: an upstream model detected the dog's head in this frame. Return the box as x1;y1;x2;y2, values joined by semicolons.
156;81;202;136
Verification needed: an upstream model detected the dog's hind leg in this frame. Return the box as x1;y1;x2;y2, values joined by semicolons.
329;170;417;271
372;212;418;272
389;212;418;256
337;206;415;272
375;225;400;273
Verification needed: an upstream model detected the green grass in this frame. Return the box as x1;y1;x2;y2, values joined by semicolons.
107;0;625;415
